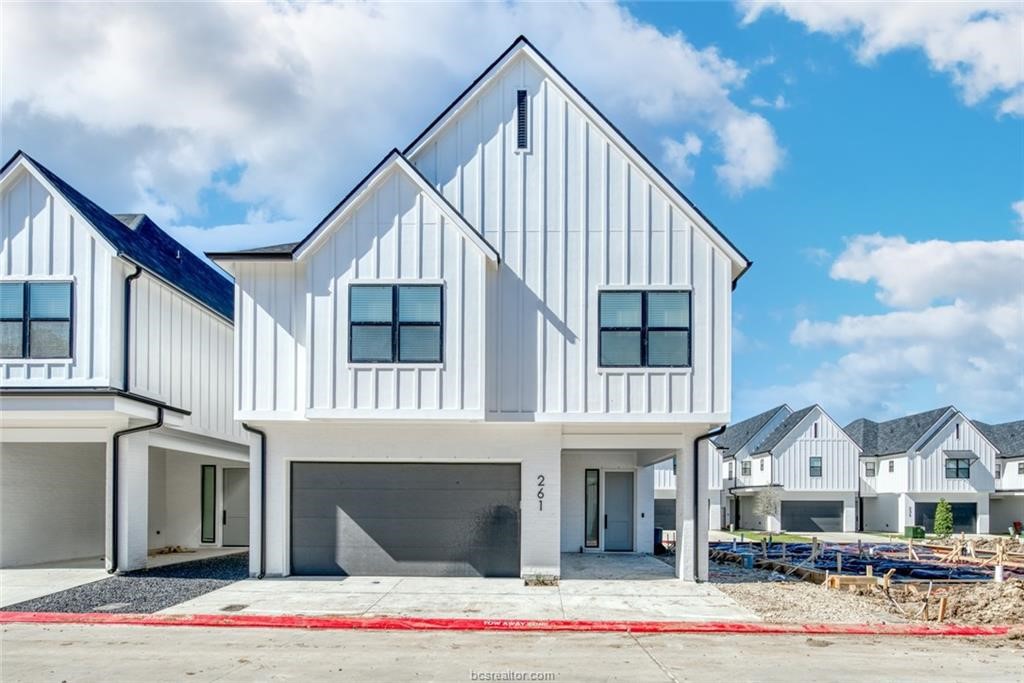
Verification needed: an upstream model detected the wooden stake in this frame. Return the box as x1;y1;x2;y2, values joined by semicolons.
781;543;787;561
866;565;873;577
836;552;843;574
938;596;948;623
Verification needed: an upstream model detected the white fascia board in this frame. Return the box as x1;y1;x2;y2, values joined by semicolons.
403;44;750;277
292;153;498;265
911;407;961;453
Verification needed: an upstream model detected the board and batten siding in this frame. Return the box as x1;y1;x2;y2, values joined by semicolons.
0;169;116;387
232;168;489;418
128;271;243;441
772;409;859;492
911;416;996;493
410;54;732;420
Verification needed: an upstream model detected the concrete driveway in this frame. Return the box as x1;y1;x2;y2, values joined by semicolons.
0;558;107;608
162;553;759;623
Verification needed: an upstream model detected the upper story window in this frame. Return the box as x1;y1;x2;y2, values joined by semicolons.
741;461;751;477
727;462;734;479
954;422;960;440
1019;462;1024;476
865;461;876;477
809;456;822;478
812;422;819;438
996;464;1002;479
598;290;691;368
0;281;73;359
516;89;529;150
944;458;970;479
759;458;765;472
349;284;442;364
888;460;895;473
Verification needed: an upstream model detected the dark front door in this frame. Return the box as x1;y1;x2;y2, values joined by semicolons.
290;462;521;577
604;471;634;551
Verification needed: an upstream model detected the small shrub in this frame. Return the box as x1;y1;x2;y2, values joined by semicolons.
933;498;954;536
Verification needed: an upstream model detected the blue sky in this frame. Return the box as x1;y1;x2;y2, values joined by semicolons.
3;2;1021;424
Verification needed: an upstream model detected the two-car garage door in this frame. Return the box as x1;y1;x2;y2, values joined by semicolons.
290;463;521;577
780;500;843;532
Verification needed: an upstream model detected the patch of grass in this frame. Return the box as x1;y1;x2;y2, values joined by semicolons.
726;530;813;544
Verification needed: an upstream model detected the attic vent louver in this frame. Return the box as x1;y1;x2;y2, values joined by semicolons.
516;89;528;150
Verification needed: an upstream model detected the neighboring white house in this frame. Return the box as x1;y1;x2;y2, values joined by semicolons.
976;420;1024;533
851;407;997;535
210;36;750;582
0;152;250;571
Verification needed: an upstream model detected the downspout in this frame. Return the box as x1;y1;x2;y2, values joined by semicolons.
693;425;727;582
123;265;143;392
242;423;267;579
108;407;163;574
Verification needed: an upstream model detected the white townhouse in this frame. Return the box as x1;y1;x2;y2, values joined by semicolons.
975;420;1024;533
210;37;750;582
850;407;997;534
0;153;250;571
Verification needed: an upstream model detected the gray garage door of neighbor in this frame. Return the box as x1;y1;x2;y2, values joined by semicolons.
780;500;843;532
915;502;977;534
290;462;521;577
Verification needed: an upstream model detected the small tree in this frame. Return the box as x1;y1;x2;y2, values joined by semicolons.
933;498;954;537
753;489;779;530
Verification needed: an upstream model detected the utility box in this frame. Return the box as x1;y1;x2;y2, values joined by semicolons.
904;525;925;539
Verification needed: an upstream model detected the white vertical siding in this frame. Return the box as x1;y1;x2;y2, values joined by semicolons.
772;408;859;492
997;458;1024;490
912;417;997;493
410;54;732;420
0;170;113;386
128;272;243;441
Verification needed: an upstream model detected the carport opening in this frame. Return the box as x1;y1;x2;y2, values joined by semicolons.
0;443;106;569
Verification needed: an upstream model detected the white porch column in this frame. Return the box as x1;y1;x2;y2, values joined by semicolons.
117;430;150;572
521;446;561;580
248;433;263;578
695;443;710;582
674;445;696;581
977;495;990;534
898;493;914;532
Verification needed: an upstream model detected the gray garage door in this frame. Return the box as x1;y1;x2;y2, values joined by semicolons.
915;503;977;534
290;463;521;577
781;500;843;532
654;499;675;531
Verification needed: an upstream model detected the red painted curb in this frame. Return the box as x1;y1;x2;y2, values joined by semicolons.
0;611;1016;637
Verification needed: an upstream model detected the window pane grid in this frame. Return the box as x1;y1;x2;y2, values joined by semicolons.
598;290;690;368
0;282;72;359
944;458;971;479
349;284;443;363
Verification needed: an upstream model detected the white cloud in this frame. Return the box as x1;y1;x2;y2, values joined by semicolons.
751;94;789;110
0;2;784;249
660;132;703;182
714;111;784;193
801;247;831;265
772;234;1024;421
740;1;1024;117
1013;200;1024;233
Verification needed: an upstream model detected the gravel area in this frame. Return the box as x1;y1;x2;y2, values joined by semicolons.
1;552;248;614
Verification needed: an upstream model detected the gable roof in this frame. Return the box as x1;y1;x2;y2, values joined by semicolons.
1;151;233;320
751;405;818;455
713;405;790;457
844;406;953;457
974;420;1024;458
208;150;499;264
403;35;751;283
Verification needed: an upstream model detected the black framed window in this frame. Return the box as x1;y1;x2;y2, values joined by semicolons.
598;290;690;367
584;469;599;548
349;284;442;363
741;461;751;477
0;281;73;359
809;456;822;478
865;462;876;477
996;464;1002;479
944;458;970;479
759;459;765;472
1019;462;1024;476
516;89;529;150
888;460;894;473
201;465;216;544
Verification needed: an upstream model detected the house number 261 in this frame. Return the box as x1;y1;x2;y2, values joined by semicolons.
536;475;545;511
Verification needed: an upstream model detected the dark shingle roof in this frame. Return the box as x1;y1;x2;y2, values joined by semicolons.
713;405;790;457
207;242;298;259
975;420;1024;458
844;406;953;456
751;405;817;455
8;152;233;319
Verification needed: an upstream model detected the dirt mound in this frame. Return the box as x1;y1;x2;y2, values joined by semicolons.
884;579;1024;625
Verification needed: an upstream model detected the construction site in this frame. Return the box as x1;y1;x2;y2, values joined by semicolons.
706;535;1024;625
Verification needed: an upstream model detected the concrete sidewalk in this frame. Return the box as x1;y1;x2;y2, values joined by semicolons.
0;559;107;608
161;554;759;623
